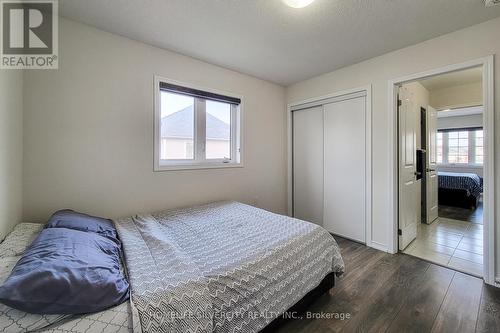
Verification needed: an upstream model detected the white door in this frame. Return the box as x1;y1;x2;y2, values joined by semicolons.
323;96;366;242
426;106;439;224
398;86;419;250
293;106;324;225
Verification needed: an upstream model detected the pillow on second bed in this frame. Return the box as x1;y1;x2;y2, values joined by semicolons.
46;209;117;239
0;228;129;314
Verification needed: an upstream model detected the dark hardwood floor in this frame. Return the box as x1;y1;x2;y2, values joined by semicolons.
275;236;500;333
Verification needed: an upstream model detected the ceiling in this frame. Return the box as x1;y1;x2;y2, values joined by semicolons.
420;67;483;91
59;0;500;86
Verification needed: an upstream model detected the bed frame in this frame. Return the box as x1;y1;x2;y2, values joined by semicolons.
260;272;336;332
438;188;479;210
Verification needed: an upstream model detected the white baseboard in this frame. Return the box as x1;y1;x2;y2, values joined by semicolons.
369;241;388;253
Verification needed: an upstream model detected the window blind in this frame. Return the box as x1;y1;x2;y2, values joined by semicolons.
159;82;241;105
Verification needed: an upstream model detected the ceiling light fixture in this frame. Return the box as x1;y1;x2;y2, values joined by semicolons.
282;0;316;9
484;0;500;7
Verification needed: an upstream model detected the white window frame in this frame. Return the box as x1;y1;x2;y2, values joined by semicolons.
437;128;483;167
154;76;243;171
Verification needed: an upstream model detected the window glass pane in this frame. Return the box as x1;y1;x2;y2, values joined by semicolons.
436;132;443;164
160;91;195;160
458;147;468;156
459;138;468;147
475;130;484;164
475;144;483;164
448;155;458;164
446;130;469;164
206;100;231;159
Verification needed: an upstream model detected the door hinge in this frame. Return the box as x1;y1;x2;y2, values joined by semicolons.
397;99;402;107
398;229;402;235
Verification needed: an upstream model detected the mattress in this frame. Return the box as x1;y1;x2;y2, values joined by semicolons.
0;202;344;333
116;201;344;332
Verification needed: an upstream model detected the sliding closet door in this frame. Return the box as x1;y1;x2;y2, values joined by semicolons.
324;97;366;242
293;106;324;225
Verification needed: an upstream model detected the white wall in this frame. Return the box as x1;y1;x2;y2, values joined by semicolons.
286;17;500;277
437;114;483;129
0;71;23;240
23;18;287;222
430;81;483;110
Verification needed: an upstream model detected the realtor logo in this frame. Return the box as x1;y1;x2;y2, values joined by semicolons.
1;0;58;69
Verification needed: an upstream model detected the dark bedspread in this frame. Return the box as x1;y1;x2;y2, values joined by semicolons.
438;171;483;198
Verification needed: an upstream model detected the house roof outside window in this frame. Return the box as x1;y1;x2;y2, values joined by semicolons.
161;106;230;140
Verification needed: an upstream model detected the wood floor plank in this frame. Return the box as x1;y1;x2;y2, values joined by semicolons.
335;247;386;291
334;237;365;259
273;245;387;333
431;272;483;333
334;253;370;287
476;284;500;332
274;239;500;333
341;254;430;333
386;264;455;333
326;254;408;332
335;238;367;263
273;248;387;333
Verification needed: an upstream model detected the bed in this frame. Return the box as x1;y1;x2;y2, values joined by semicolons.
0;201;344;333
438;171;483;209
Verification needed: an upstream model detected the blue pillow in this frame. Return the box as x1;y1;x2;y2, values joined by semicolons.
0;228;129;314
46;209;117;239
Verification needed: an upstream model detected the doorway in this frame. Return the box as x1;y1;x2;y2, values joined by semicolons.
388;57;495;284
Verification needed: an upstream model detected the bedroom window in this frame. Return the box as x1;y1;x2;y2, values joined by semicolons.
447;131;469;164
154;77;242;171
437;128;483;166
475;130;484;164
436;132;443;164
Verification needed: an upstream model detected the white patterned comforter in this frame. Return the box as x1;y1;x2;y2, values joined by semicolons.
115;201;344;333
0;202;344;333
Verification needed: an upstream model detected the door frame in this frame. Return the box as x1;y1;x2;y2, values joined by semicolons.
425;106;439;225
286;85;375;248
388;56;495;285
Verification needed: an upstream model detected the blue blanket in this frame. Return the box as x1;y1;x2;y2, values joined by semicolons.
438;171;483;198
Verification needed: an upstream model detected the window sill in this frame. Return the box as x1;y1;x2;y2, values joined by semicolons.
154;162;243;172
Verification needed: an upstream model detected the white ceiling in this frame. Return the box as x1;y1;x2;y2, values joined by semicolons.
59;0;500;86
420;67;483;91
